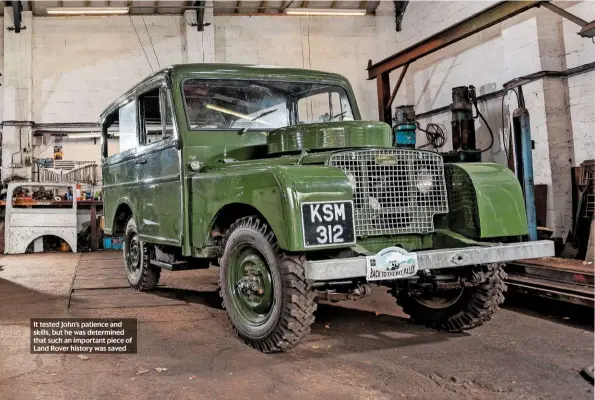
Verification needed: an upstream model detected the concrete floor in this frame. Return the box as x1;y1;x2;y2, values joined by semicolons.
0;251;593;400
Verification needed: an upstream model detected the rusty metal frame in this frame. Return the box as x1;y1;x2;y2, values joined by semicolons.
369;0;595;123
369;1;545;123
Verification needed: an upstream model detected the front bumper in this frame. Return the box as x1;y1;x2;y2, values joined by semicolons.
304;240;555;281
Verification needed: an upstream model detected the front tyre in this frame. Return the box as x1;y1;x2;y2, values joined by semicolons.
123;218;161;291
394;263;507;332
219;216;316;353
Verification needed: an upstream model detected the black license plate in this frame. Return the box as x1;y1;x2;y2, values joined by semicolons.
301;201;356;248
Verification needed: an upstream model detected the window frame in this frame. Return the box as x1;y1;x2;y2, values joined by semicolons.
101;97;139;160
295;88;352;125
180;77;358;132
137;82;177;148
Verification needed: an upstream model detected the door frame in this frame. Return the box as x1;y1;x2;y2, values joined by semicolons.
134;76;184;247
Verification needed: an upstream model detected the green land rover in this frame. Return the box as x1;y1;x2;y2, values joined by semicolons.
101;64;554;352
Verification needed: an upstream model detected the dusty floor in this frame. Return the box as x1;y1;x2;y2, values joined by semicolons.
0;251;593;400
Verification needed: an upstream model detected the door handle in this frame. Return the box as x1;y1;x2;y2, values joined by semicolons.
135;159;147;165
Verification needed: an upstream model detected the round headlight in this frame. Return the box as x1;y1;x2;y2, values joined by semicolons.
416;169;434;194
344;170;358;192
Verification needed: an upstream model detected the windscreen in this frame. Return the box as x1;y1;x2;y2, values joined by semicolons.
182;79;355;131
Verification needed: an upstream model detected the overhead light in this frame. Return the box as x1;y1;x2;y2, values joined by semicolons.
285;8;367;16
46;7;130;16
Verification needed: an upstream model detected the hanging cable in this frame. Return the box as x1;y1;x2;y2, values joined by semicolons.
141;14;161;69
129;15;154;72
471;94;495;153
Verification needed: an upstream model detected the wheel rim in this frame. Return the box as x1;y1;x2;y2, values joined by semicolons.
227;244;274;326
413;288;465;309
125;230;142;279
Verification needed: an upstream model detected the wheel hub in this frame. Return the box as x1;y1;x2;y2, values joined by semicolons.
126;232;141;278
228;247;274;325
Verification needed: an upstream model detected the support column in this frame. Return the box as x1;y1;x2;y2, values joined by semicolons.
183;1;215;64
2;9;33;180
533;11;575;238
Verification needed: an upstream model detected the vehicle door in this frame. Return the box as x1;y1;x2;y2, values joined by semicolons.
136;80;183;246
102;97;142;235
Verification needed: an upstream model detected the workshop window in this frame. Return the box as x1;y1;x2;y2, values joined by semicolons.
139;87;174;145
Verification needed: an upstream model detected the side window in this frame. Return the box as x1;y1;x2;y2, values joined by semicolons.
118;100;138;152
297;91;353;124
139;86;175;145
139;88;162;145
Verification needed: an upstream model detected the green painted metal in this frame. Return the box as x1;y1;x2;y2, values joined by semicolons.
267;121;391;154
190;163;352;251
227;244;274;325
454;163;528;238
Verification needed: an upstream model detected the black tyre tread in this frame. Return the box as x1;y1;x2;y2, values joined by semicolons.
124;219;161;291
394;263;507;332
219;216;317;353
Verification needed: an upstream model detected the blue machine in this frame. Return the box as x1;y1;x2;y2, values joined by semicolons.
393;105;417;148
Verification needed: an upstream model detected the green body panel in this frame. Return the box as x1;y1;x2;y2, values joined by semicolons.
267;121;392;154
189;163;352;251
450;163;528;238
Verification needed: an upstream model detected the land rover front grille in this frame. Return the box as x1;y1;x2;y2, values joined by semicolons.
327;149;448;237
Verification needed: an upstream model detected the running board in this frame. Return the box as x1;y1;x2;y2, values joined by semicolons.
150;259;189;271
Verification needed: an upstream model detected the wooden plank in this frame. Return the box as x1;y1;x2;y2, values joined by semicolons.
70;292;185;309
80;251;121;261
72;278;131;290
78;262;123;268
513;257;594;275
258;0;267;13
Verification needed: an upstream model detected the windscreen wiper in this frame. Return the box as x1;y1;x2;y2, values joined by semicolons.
237;109;278;135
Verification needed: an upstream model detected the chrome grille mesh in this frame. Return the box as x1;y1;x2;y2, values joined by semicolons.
327;149;448;237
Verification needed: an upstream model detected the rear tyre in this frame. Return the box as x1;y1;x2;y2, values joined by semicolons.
394;263;507;332
219;216;316;353
123;218;160;291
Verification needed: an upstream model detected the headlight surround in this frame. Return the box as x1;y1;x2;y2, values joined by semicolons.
416;168;434;194
344;170;358;192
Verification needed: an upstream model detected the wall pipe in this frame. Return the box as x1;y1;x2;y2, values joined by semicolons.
513;87;538;241
415;61;595;120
